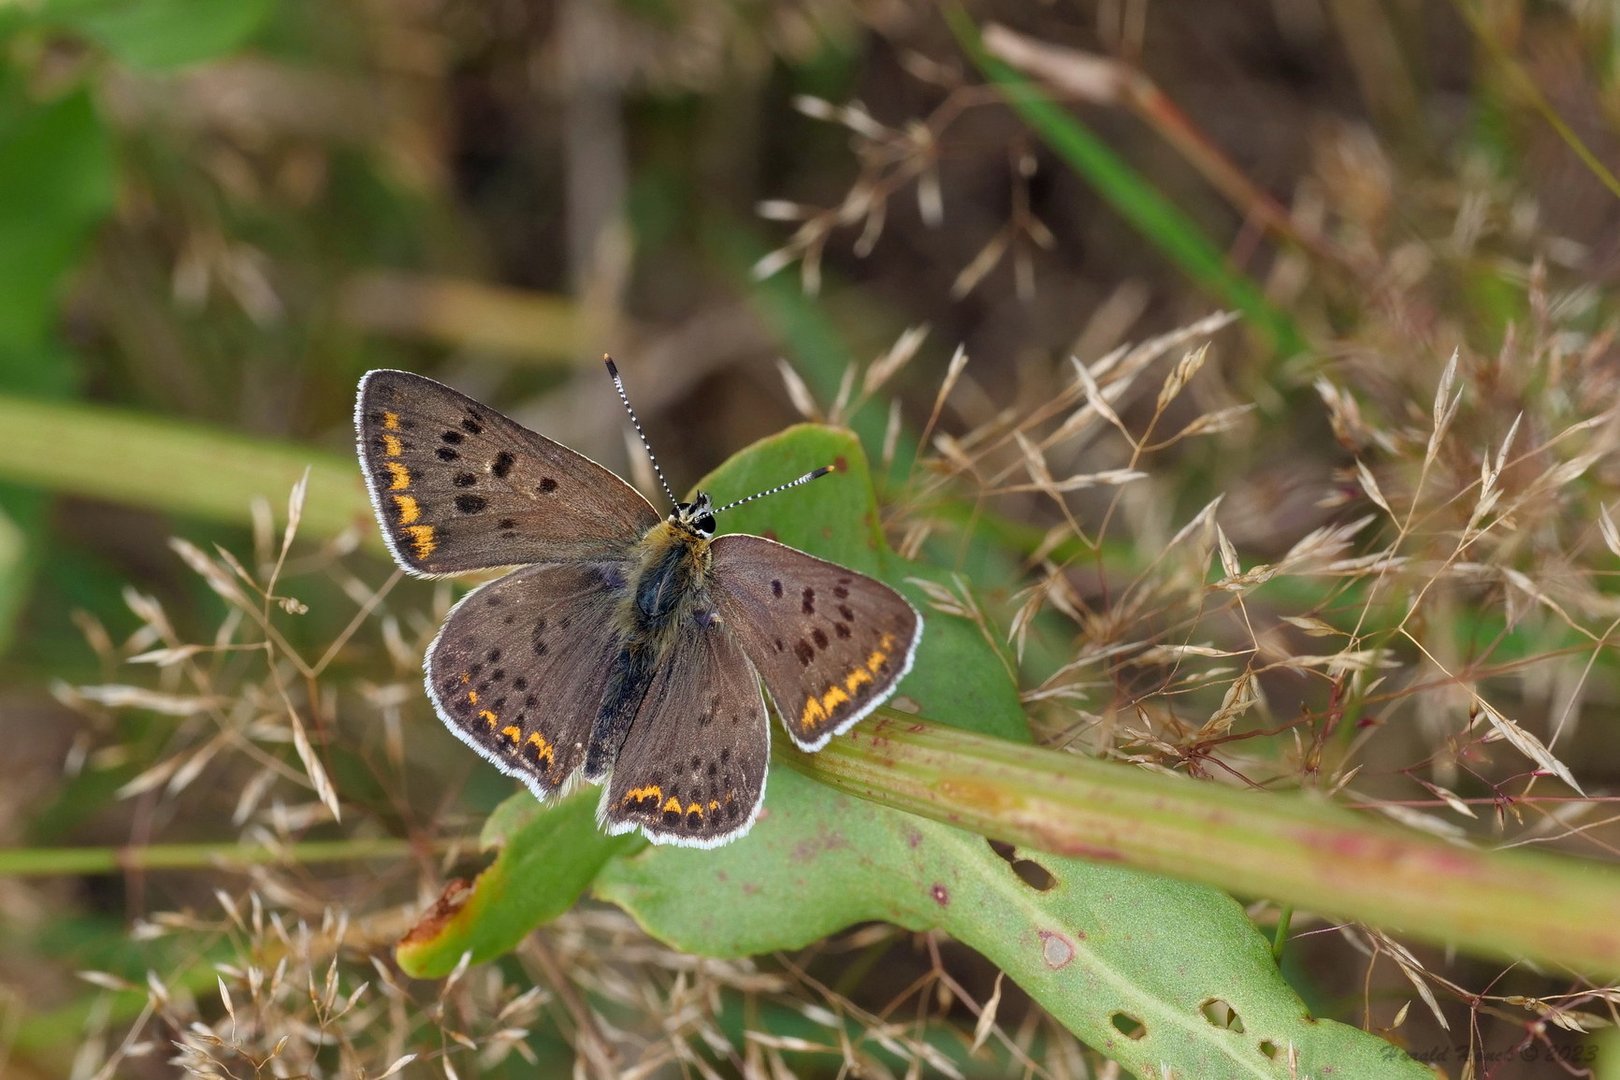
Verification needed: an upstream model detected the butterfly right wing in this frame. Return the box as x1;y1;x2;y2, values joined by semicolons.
356;369;660;576
710;535;922;752
425;560;628;798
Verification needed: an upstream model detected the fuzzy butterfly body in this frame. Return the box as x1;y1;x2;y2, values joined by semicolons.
355;367;921;847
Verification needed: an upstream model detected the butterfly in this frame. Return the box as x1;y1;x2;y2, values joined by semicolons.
354;362;922;847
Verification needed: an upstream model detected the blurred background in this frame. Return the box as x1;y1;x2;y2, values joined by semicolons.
3;1;1619;1076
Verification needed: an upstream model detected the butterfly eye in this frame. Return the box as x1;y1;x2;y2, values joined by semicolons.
695;514;716;535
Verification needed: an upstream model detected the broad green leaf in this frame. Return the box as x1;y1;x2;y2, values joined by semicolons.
596;425;1425;1074
42;0;274;71
603;786;1427;1077
394;789;634;978
0;84;112;650
0;85;112;358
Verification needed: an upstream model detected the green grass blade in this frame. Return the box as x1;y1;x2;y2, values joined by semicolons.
0;393;369;540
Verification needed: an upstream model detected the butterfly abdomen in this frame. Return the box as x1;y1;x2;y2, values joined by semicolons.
584;520;718;779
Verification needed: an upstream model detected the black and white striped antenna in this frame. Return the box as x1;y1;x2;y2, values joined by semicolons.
603;355;677;507
713;465;836;515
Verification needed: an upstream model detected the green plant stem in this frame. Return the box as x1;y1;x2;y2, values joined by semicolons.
0;393;368;541
0;837;432;876
782;713;1620;979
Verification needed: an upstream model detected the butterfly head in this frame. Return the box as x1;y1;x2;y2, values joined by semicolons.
671;491;717;538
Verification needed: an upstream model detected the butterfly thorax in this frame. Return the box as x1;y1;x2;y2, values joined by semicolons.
623;519;714;643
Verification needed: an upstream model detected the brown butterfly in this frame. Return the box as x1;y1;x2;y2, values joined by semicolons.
355;362;921;846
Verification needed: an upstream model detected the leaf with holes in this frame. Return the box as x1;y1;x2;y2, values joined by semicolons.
596;427;1425;1075
601;783;1429;1076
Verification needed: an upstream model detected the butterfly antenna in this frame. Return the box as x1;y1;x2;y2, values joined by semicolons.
713;464;836;515
603;355;677;506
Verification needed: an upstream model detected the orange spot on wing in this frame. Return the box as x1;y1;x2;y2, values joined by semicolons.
403;524;436;559
381;433;403;457
467;690;478;704
804;642;905;733
382;412;401;430
499;724;521;746
661;796;682;814
525;732;554;764
623;784;661;805
800;695;827;730
393;494;420;524
478;709;498;727
686;802;703;816
708;799;720;812
385;461;411;490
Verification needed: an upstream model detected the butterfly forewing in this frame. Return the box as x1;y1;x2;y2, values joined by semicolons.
356;369;659;576
710;535;921;751
426;561;629;798
600;623;769;847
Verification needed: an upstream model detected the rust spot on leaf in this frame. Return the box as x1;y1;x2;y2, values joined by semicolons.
1039;929;1075;969
398;878;474;948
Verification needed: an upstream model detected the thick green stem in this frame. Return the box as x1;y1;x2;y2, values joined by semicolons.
783;713;1620;978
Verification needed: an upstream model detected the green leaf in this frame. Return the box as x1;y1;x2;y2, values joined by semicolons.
599;779;1427;1077
0;84;112;647
594;424;1424;1074
42;0;274;71
0;85;112;359
394;789;635;979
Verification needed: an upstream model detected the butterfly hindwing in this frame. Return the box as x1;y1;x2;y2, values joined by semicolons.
356;369;659;576
425;561;629;798
710;535;921;751
600;622;769;847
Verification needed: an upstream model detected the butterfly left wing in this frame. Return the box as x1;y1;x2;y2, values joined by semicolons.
425;560;628;799
709;535;921;751
356;369;659;576
600;623;769;847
